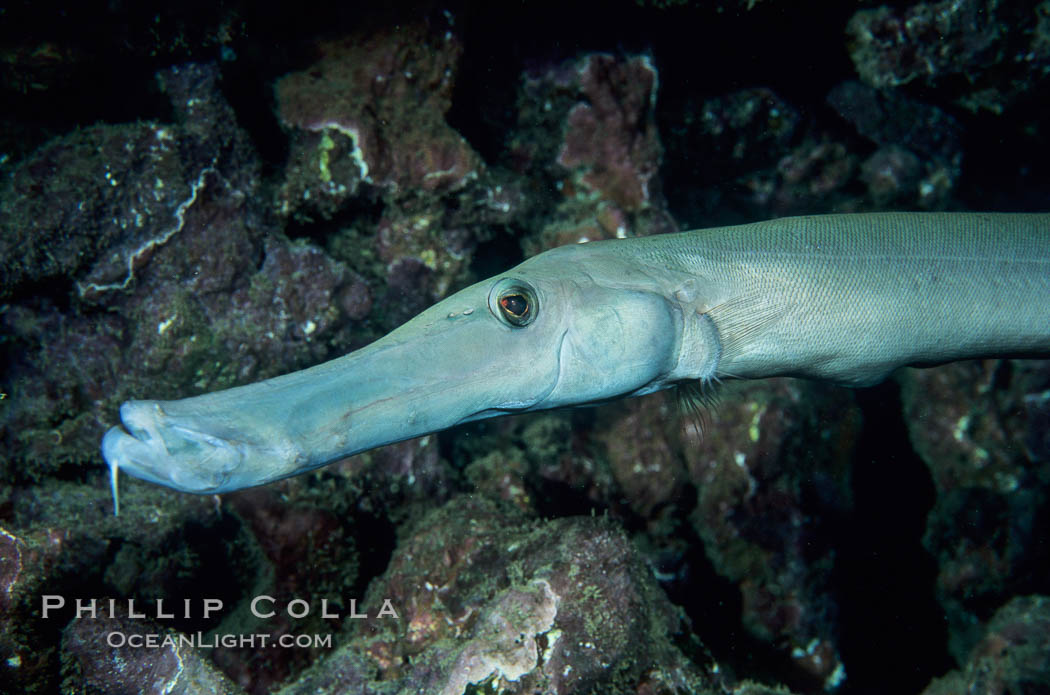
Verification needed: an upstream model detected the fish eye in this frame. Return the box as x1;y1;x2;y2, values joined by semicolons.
488;278;538;328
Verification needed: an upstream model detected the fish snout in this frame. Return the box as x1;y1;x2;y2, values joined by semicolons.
102;400;245;494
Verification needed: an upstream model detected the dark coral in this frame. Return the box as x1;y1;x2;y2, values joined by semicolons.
508;53;678;254
272;18;528;332
921;595;1050;695
274;18;480;216
901;360;1050;662
0;482;233;694
592;397;688;521
847;0;1003;90
683;380;859;690
846;0;1050;112
662;87;800;187
661;82;955;221
278;495;716;695
63;612;245;695
451;381;859;689
556;54;662;213
0;63;368;482
858;145;923;206
826;81;962;163
826;80;963;208
0;121;184;300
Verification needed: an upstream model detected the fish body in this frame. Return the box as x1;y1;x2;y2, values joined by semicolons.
101;212;1050;509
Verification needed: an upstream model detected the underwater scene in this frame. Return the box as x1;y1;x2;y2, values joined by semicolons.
1;1;1049;693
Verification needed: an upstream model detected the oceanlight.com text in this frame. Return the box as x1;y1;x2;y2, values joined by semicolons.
106;631;333;650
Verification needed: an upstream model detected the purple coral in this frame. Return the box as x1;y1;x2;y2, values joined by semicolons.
556;54;662;213
274;20;480;218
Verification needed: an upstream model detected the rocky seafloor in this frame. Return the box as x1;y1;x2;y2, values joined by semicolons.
1;1;1048;693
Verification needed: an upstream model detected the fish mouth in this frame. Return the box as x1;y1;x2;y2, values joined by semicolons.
102;400;259;502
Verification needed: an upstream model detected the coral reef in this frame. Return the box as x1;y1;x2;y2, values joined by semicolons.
272;18;529;333
921;595;1050;695
900;360;1050;662
661;79;960;221
63;611;244;695
278;495;715;695
683;380;858;690
274;18;479;216
826;80;961;208
555;54;662;213
450;381;859;690
662;87;799;188
0;64;368;483
0;483;231;693
846;0;1050;113
509;53;678;254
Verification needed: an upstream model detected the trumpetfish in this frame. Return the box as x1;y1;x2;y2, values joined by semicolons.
101;212;1050;513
